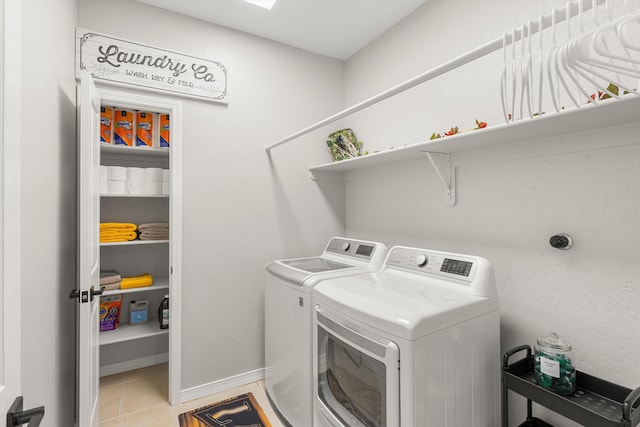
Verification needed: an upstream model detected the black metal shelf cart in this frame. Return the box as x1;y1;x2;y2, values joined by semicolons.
502;345;640;427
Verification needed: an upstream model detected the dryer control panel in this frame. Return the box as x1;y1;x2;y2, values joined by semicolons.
385;246;478;282
324;237;377;260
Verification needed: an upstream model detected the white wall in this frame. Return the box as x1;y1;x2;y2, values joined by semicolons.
78;0;345;391
19;0;78;425
23;0;637;423
343;1;640;425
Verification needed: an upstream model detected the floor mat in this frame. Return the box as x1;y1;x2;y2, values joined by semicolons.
178;392;272;427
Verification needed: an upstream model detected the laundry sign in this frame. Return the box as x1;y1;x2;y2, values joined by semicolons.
76;28;228;103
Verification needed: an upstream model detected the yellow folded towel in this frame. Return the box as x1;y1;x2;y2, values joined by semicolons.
120;273;153;289
100;231;137;243
100;222;137;232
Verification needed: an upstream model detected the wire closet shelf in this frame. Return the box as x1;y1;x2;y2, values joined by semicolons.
265;0;640;153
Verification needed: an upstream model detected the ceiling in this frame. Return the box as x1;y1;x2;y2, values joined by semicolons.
136;0;427;60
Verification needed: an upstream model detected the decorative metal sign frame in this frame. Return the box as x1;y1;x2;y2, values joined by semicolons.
76;28;228;104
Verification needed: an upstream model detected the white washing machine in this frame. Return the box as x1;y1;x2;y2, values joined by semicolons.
265;237;388;427
312;245;501;427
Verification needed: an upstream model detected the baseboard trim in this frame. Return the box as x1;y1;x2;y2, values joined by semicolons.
180;368;265;403
99;353;169;377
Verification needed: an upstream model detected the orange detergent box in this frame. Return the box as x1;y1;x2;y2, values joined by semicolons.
159;114;170;148
113;109;135;146
99;295;122;331
136;111;154;147
100;106;113;144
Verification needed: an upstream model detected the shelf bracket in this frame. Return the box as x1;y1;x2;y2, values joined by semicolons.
423;151;456;206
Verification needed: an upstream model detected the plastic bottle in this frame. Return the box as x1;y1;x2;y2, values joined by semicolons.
158;294;169;329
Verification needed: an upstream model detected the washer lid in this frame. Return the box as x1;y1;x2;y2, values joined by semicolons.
313;270;499;341
265;238;389;288
281;257;352;273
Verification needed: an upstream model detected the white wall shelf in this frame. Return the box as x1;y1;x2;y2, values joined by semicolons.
101;194;169;198
309;95;640;178
101;144;169;158
99;321;168;346
101;240;169;247
102;277;169;297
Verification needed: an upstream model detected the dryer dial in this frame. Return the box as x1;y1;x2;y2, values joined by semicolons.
416;254;428;267
341;242;351;251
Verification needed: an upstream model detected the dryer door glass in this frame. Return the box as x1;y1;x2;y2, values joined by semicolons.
316;310;399;427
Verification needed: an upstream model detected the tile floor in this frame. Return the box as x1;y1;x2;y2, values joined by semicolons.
99;363;285;427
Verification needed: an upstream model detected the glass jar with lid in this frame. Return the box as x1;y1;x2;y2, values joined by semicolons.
534;331;576;395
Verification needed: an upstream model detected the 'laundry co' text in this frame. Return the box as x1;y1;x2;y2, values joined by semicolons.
97;44;188;77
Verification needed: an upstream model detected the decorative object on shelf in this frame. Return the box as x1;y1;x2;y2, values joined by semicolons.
326;128;363;161
534;332;576;395
99;295;122;332
99;222;137;243
430;119;487;140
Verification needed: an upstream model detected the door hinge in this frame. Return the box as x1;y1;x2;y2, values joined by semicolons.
6;396;44;427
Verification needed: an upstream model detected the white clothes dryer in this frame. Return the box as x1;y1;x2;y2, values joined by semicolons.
265;237;388;427
312;245;500;427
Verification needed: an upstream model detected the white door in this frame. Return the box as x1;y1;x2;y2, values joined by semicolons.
0;0;22;420
74;70;102;427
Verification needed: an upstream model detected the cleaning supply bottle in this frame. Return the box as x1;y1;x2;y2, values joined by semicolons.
158;294;169;329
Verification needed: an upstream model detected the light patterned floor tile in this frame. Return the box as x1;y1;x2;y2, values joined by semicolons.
98;363;286;426
99;383;123;421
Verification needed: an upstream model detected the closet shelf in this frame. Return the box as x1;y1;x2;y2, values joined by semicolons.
101;144;169;158
99;321;168;346
309;94;640;176
102;277;169;297
101;194;169;198
101;239;169;247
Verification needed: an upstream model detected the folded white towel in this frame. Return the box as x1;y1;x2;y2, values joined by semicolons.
138;222;169;231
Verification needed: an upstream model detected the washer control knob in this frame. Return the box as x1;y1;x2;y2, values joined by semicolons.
415;254;428;267
341;242;351;251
